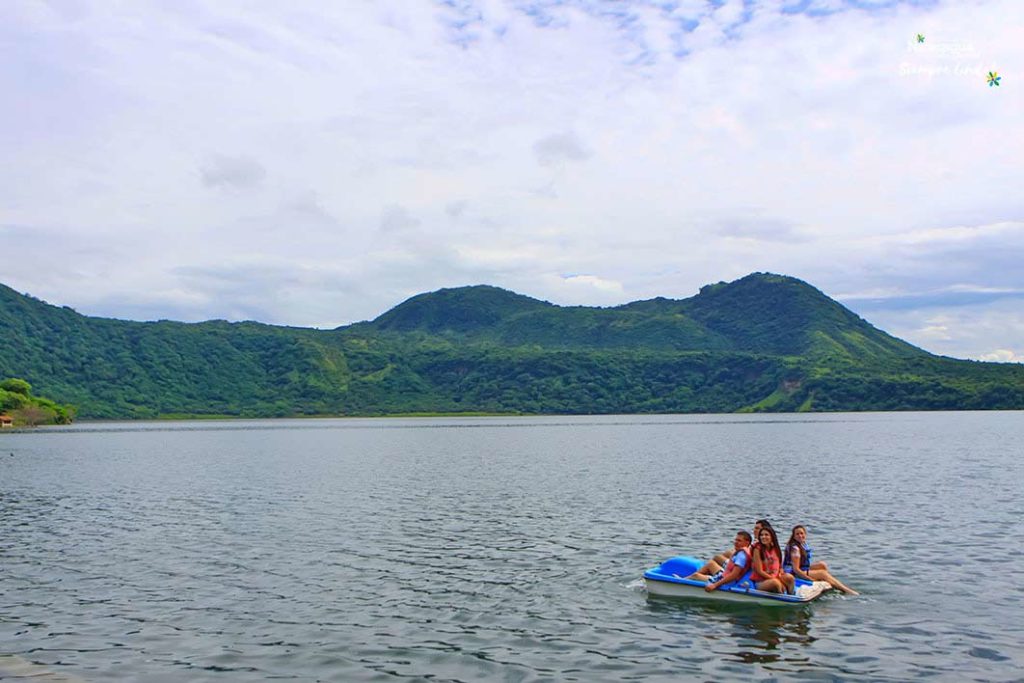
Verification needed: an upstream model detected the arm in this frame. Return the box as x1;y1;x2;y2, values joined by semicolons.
751;547;765;578
705;560;744;592
789;546;812;581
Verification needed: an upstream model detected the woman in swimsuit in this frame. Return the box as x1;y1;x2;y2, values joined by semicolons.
784;525;858;595
750;524;795;594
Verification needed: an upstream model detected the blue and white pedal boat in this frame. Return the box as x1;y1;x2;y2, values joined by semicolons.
644;556;832;606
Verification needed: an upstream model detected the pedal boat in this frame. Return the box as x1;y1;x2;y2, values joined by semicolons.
644;556;833;606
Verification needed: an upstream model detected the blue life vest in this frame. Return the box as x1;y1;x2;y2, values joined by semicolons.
783;541;812;573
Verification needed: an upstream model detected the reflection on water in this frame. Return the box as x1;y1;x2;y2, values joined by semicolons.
0;654;85;682
646;596;815;664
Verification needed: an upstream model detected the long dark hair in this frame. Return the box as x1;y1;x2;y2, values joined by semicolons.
755;523;782;564
786;525;806;564
753;519;771;542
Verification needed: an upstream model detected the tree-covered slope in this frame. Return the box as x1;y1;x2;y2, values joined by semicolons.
369;285;553;334
677;273;925;361
0;284;352;417
1;275;1022;419
365;275;925;359
364;285;728;350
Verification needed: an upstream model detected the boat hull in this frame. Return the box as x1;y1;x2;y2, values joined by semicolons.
643;555;832;606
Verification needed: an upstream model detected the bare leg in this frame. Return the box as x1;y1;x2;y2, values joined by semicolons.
809;568;858;595
696;559;723;576
690;548;733;580
780;573;796;594
755;578;783;593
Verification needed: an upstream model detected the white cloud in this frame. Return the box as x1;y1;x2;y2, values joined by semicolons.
562;274;624;294
946;284;1024;295
917;317;955;341
979;349;1023;363
836;286;907;300
862;222;1024;247
1;0;1022;360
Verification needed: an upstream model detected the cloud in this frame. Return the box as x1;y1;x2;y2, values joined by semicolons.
833;221;1024;310
707;213;809;243
841;288;1024;311
200;155;266;190
858;297;1024;362
533;132;591;166
863;221;1024;248
73;260;368;326
562;274;624;293
979;349;1023;363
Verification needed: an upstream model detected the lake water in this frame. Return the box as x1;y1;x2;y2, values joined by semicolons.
1;412;1022;682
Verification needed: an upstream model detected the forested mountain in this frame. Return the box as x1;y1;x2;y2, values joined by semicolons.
1;274;1022;419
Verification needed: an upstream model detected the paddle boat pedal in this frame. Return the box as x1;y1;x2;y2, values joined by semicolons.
644;556;832;606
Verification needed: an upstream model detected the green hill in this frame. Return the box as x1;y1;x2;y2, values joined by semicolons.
369;285;553;334
1;275;1022;418
678;273;925;360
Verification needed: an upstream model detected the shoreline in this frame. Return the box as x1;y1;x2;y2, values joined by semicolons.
4;406;1020;428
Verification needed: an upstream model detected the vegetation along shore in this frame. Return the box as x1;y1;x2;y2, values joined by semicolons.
0;378;75;427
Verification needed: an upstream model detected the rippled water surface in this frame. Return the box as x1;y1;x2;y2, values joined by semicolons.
1;412;1022;681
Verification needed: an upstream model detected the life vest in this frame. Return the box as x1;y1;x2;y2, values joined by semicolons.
751;544;782;581
723;546;752;578
783;542;813;573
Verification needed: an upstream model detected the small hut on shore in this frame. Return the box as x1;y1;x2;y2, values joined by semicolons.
0;414;13;428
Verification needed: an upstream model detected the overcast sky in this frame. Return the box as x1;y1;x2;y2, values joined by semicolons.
2;0;1021;361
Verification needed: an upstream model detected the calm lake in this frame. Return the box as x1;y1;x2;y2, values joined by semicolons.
1;412;1022;681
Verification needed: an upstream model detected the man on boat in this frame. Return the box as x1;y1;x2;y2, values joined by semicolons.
687;531;753;591
692;519;770;577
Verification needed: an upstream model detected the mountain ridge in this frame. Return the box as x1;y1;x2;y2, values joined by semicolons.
2;274;1022;418
364;273;925;360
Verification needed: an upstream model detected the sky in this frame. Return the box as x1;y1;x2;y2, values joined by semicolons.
2;0;1022;362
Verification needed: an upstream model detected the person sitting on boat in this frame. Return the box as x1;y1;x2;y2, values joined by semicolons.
693;519;771;577
747;518;770;554
685;531;753;590
751;524;796;594
784;524;859;595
